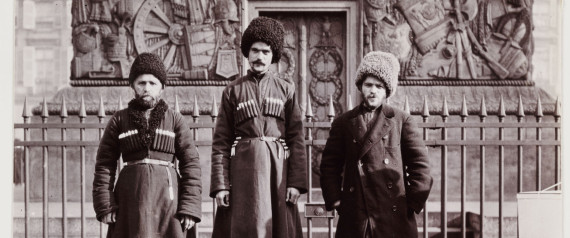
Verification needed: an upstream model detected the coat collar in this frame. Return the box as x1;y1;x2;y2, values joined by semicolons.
347;103;395;160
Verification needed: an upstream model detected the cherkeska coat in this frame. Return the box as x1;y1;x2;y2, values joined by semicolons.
93;100;202;238
210;70;307;238
320;103;432;238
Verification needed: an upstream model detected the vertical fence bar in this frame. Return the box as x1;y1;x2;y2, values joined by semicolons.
23;97;31;238
211;96;218;216
61;97;68;238
498;96;505;238
191;95;200;238
305;96;313;238
460;96;468;238
479;98;487;238
517;96;524;192
98;96;106;238
79;96;87;238
553;98;560;190
41;98;49;238
535;97;543;191
439;96;448;238
416;96;429;238
327;97;335;238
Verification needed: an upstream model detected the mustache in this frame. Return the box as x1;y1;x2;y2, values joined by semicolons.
252;60;265;66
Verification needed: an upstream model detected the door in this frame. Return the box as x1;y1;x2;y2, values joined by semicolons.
260;11;348;188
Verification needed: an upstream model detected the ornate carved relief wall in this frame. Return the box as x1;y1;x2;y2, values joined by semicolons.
364;0;534;85
70;0;242;86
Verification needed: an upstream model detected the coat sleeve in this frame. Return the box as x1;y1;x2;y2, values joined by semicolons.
284;85;308;194
401;115;432;214
320;117;346;211
92;113;121;222
174;112;202;222
210;87;235;198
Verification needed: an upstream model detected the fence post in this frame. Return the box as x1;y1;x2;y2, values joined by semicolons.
517;95;525;193
305;96;313;238
535;96;543;191
479;97;487;238
498;95;506;238
41;98;49;238
60;96;68;238
460;96;468;238
79;95;87;238
438;96;448;238
22;97;31;238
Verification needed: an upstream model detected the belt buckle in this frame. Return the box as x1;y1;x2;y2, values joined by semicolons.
260;136;267;141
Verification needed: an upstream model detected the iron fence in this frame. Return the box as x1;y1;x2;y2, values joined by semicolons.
13;94;561;238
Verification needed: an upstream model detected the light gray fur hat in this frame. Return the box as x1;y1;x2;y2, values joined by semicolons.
355;51;400;98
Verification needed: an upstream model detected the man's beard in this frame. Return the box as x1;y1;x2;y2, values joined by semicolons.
134;94;158;109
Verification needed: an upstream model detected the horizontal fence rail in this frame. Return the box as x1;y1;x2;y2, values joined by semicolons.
13;95;561;238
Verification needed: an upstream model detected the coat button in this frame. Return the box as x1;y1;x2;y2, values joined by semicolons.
392;205;397;212
353;139;357;144
387;182;393;189
383;158;389;164
349;187;354;192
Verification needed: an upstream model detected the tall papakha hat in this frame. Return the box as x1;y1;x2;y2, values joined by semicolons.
128;52;167;88
241;16;284;64
355;51;400;98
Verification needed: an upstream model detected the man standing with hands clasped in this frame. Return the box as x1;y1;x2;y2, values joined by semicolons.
320;51;432;237
92;53;202;237
210;16;307;238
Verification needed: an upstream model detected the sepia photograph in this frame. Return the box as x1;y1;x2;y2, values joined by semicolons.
5;0;570;237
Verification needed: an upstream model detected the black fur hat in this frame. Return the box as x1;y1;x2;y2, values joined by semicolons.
128;52;167;88
241;16;284;64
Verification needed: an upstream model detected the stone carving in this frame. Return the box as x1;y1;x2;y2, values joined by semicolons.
365;0;534;81
70;0;241;86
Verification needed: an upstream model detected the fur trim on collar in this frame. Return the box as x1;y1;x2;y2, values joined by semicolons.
127;99;168;147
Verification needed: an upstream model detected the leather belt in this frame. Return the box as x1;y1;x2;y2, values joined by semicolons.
236;136;280;142
123;158;174;167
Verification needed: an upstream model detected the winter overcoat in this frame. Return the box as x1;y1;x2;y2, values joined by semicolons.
320;103;432;238
93;101;202;238
210;70;307;238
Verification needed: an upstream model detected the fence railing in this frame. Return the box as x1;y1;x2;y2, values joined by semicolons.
13;94;561;238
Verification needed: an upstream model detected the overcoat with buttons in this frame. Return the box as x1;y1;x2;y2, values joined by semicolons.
320;103;432;238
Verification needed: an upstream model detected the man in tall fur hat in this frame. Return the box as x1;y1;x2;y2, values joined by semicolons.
210;16;307;238
320;51;433;237
93;52;202;237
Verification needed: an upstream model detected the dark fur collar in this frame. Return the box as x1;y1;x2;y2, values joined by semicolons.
127;99;168;147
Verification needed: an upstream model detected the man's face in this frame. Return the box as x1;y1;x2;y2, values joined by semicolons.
248;41;273;74
132;74;163;108
360;76;387;109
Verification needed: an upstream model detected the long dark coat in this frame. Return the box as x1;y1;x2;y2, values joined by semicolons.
320;103;432;238
93;101;202;238
210;70;307;238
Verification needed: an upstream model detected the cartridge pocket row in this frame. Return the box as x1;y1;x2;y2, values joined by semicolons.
235;99;259;124
119;129;145;152
263;97;284;119
153;129;175;153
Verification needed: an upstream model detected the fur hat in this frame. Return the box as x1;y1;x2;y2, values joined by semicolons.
355;51;400;98
129;53;167;88
241;16;284;64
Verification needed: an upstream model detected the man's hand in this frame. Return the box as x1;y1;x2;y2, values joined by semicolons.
216;190;230;207
180;215;196;231
102;211;116;224
286;187;300;204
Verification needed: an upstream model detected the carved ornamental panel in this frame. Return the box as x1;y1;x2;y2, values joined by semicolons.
71;0;242;86
364;0;534;84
